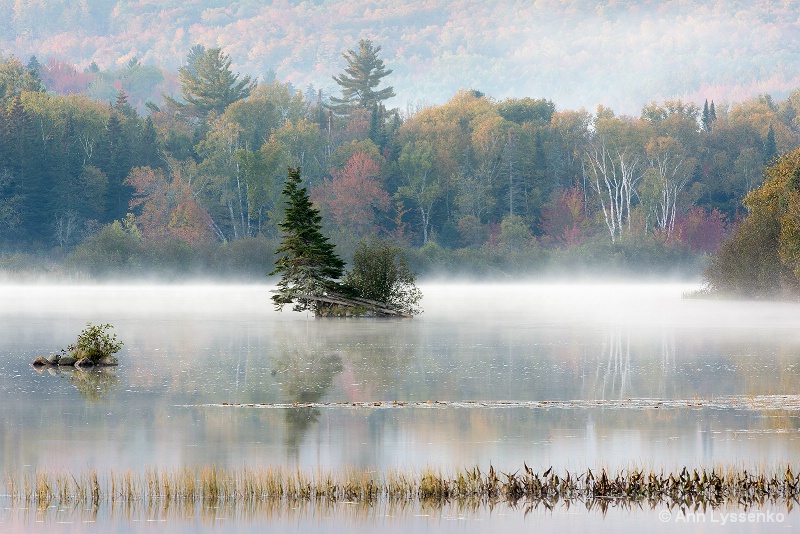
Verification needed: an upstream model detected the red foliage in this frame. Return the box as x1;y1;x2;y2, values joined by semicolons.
540;187;589;247
672;207;728;253
311;152;390;237
41;58;93;95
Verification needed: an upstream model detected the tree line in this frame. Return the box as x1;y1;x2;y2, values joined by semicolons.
1;41;799;277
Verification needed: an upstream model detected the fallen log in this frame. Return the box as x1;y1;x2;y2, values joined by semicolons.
270;290;412;318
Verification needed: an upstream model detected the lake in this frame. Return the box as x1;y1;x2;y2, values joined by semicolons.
1;282;799;532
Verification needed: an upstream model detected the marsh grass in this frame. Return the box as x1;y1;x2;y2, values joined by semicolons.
5;464;800;513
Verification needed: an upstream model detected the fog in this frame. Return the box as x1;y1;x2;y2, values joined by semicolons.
0;1;797;114
5;281;799;332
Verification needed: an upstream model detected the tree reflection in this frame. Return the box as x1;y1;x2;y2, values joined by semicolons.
32;366;120;402
272;350;343;457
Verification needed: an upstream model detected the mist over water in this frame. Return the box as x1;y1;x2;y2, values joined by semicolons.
1;282;799;532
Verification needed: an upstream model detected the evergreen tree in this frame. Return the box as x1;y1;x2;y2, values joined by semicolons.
271;167;345;313
178;47;255;117
114;90;137;119
8;95;47;241
329;39;395;116
764;124;778;163
702;99;711;132
139;116;162;169
97;113;132;222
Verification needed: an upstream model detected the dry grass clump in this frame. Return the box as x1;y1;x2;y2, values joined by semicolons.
5;464;800;511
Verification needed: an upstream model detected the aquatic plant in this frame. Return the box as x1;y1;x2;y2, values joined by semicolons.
5;464;800;511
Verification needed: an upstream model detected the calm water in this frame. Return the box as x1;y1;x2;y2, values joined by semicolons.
1;282;799;532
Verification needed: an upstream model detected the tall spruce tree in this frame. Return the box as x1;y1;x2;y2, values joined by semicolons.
329;39;395;116
271;167;345;313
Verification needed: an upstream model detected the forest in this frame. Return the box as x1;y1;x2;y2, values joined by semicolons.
0;40;798;279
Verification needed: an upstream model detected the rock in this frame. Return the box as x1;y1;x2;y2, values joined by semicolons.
45;354;60;364
75;357;95;368
32;355;53;366
96;356;118;366
58;356;77;366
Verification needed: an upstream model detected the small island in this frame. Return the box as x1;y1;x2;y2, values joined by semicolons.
270;167;422;317
32;322;123;368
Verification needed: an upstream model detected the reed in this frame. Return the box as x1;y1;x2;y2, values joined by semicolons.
4;464;799;510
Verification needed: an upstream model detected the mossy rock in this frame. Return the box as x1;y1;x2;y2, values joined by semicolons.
58;356;77;366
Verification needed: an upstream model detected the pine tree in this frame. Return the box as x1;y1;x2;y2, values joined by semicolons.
329;39;395;116
178;47;255;117
271;167;345;313
702;99;711;132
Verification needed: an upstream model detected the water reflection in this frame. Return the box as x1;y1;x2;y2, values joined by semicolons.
2;285;800;477
3;495;796;534
32;365;119;402
273;348;343;457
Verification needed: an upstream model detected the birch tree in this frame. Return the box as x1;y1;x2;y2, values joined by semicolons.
396;140;440;245
584;124;643;243
643;136;694;238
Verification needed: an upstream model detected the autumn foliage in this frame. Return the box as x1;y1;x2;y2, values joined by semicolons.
311;152;390;237
125;167;213;245
705;149;800;297
540;187;589;247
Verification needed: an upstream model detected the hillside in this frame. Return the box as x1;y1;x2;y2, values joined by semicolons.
0;1;798;113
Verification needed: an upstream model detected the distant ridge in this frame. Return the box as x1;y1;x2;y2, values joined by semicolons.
1;1;799;113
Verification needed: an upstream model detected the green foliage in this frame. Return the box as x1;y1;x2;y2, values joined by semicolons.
704;149;800;298
497;97;555;125
271;167;345;313
330;39;395;115
178;46;255;117
0;54;44;102
704;209;786;298
67;219;143;276
65;323;123;363
343;238;423;316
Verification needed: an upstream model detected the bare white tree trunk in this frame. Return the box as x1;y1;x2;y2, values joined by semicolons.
584;139;642;243
649;150;689;239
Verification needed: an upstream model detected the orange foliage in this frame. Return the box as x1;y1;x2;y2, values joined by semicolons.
311;152;390;237
125;167;213;245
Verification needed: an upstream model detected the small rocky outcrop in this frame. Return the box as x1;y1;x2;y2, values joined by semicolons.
32;323;123;369
31;354;117;368
31;355;51;367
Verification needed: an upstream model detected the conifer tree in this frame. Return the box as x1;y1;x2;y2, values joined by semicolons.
271;167;345;313
178;47;255;117
330;39;395;116
764;124;778;163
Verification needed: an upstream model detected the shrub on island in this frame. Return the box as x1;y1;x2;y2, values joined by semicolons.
32;323;123;368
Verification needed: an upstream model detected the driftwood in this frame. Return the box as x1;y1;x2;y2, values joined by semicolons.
271;291;412;318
